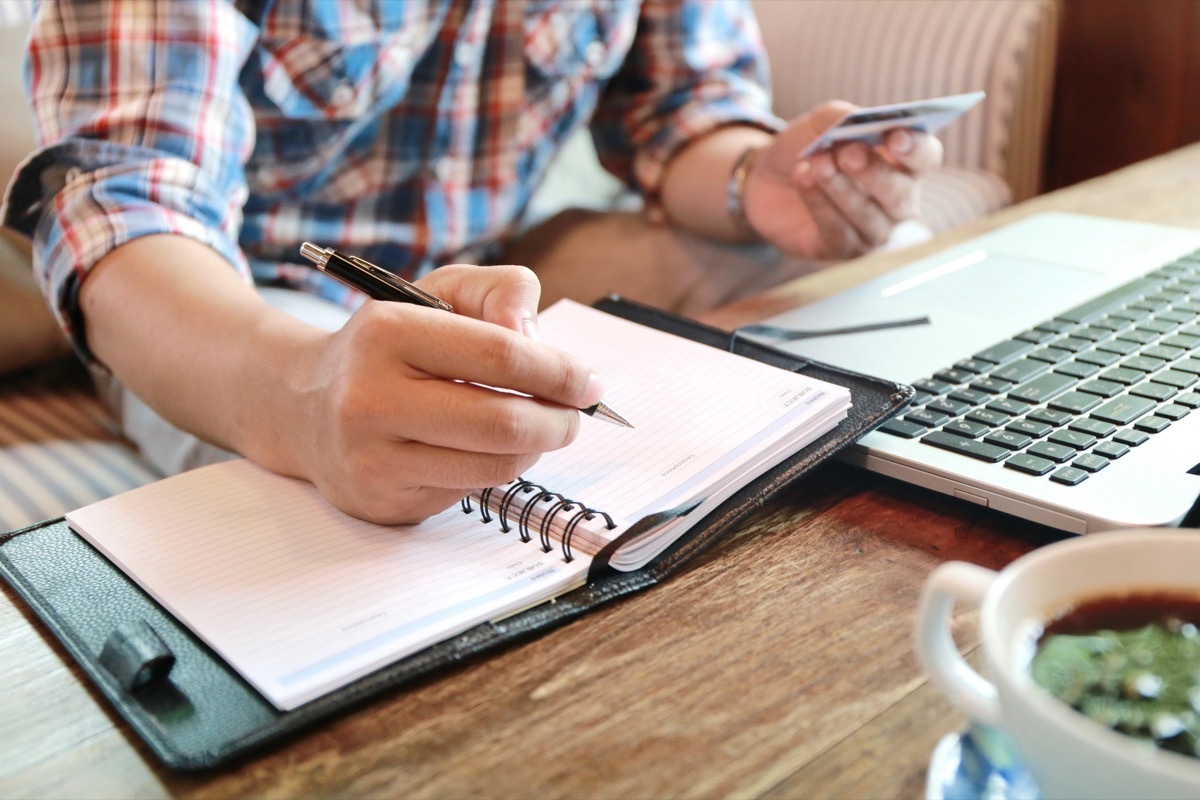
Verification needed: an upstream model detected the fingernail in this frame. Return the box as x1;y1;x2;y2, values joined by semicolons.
795;160;814;188
582;372;606;407
890;129;914;155
521;316;541;341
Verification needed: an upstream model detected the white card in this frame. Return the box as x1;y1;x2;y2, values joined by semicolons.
799;90;986;157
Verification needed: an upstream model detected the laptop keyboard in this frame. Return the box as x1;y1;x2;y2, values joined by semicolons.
877;249;1200;485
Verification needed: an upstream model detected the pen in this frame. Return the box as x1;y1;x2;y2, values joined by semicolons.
299;243;633;428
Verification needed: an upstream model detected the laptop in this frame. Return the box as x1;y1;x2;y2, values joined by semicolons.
744;212;1200;533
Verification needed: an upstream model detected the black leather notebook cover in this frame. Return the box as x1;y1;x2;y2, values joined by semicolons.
0;296;913;771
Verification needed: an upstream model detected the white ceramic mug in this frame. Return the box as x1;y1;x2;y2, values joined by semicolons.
915;528;1200;800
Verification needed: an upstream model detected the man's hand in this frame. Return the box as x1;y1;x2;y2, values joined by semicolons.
745;100;944;260
280;264;606;524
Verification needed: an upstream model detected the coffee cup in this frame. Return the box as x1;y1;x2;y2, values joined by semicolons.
915;528;1200;800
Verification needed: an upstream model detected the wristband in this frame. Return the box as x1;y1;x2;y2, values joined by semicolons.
726;146;763;241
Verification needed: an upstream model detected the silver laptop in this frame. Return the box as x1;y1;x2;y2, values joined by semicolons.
746;212;1200;533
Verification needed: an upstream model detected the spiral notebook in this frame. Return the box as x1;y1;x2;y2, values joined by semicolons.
0;297;913;769
62;299;852;711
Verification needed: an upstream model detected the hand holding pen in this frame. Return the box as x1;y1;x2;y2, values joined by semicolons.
300;243;631;427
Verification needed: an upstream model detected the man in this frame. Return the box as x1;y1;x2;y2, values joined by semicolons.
1;0;940;523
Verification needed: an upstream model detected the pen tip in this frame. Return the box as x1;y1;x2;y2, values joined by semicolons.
585;401;634;428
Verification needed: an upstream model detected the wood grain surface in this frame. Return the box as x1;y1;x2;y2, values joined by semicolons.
4;143;1200;800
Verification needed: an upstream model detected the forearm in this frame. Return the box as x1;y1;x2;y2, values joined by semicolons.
657;125;774;243
81;234;325;477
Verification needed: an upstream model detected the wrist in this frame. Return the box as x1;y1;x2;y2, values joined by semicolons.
726;145;765;242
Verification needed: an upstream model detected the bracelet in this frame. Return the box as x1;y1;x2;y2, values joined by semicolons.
726;146;763;241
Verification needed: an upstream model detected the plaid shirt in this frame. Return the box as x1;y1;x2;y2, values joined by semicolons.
3;0;777;356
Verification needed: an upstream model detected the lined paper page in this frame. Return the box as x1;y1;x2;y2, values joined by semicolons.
68;459;589;710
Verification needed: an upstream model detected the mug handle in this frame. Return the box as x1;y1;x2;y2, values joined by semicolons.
914;561;1002;726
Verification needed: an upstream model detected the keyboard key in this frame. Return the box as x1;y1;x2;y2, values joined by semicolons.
1029;347;1073;364
992;358;1049;384
985;430;1033;450
1009;372;1074;403
1117;328;1158;345
967;408;1011;426
1048;391;1104;414
1049;429;1098;450
1093;441;1130;459
906;408;950;427
1142;344;1185;361
987;397;1033;416
974;340;1034;365
1071;454;1110;472
1113;428;1150;447
943;420;990;439
1052;336;1091;353
1156;403;1190;421
1091;395;1156;425
920;431;1010;462
934;368;973;384
1097;338;1140;356
1151;369;1198;389
955;358;992;374
1099;367;1143;385
1005;453;1055;475
1163;333;1200;350
912;378;952;395
1051;467;1089;485
927;398;971;416
1173;357;1200;375
1028;441;1075;463
971;377;1014;394
1027;407;1072;426
1134;415;1171;433
879;419;926;439
1075;349;1122;367
1076;378;1123;398
1129;382;1177;402
949;388;990;406
1174;392;1200;409
1016;329;1056;344
1123;355;1167;372
1007;419;1053;438
1069;418;1117;438
1054;361;1101;380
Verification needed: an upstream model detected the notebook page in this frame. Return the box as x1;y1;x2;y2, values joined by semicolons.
515;301;851;550
67;459;589;710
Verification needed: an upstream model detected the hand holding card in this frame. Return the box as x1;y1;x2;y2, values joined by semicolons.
799;90;986;158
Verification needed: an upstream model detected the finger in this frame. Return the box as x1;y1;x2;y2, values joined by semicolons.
800;149;893;250
792;158;868;259
835;141;920;222
418;263;543;339
382;378;583;455
767;100;858;173
882;128;943;174
357;301;604;412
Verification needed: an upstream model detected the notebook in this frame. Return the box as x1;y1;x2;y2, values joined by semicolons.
743;212;1200;534
61;299;852;711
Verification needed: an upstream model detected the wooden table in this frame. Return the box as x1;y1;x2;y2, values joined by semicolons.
5;144;1200;800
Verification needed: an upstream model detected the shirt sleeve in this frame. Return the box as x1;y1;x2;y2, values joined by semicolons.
589;0;785;197
0;0;260;364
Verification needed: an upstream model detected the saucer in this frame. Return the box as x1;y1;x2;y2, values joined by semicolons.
925;723;1040;800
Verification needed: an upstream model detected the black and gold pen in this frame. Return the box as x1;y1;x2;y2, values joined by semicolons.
299;243;632;428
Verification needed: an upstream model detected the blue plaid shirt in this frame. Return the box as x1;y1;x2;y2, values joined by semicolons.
3;0;778;358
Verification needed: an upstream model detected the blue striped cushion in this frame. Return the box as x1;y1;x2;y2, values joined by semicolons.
0;367;159;531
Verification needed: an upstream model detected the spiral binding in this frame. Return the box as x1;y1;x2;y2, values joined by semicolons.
459;477;616;562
